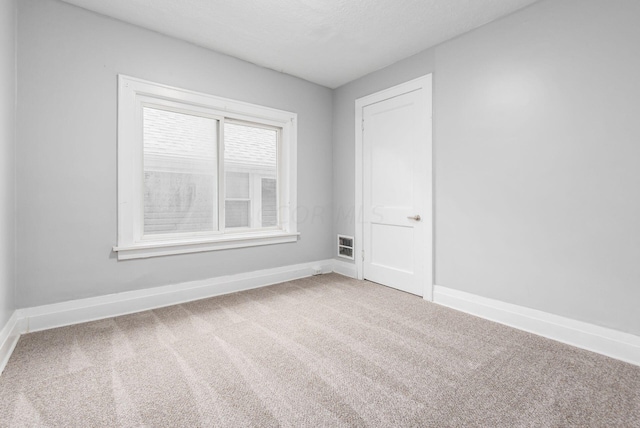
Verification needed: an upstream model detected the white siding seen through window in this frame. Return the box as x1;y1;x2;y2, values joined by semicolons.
143;107;218;235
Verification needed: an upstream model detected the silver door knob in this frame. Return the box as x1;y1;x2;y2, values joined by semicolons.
407;215;421;221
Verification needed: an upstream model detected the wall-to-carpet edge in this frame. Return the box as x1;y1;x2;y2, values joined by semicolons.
1;261;638;376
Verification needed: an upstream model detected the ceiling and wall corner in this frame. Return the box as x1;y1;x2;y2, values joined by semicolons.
58;0;541;88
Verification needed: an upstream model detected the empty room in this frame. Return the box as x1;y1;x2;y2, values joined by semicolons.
1;0;639;425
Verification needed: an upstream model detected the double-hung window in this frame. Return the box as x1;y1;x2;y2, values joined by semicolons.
114;76;298;260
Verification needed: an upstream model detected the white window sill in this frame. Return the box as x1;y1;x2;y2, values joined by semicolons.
113;231;299;260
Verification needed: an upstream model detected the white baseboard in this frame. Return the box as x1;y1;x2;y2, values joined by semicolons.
433;285;640;367
0;311;22;375
19;259;337;334
332;258;358;278
0;258;346;375
4;266;638;375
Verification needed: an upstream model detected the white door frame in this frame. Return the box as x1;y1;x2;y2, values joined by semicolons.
354;75;434;301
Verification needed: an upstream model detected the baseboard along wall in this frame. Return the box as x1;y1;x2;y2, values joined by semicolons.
20;259;339;334
332;259;358;279
0;311;21;376
1;259;638;375
432;285;640;367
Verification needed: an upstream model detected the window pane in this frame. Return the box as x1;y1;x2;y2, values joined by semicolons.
143;107;218;235
261;178;277;227
226;172;250;199
225;201;250;228
224;122;278;229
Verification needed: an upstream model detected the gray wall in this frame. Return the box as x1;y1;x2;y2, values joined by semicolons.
333;0;640;335
14;0;640;337
16;0;333;307
0;0;16;328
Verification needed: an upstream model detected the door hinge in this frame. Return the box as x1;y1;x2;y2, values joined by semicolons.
362;250;365;261
361;118;364;132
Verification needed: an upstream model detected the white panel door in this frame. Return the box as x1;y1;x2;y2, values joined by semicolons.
362;84;431;296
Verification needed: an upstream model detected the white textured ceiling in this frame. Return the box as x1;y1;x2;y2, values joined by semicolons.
60;0;540;88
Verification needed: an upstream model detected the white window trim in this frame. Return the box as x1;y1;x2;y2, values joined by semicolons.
114;75;298;260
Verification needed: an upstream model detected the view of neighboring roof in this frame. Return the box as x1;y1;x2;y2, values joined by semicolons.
224;122;276;169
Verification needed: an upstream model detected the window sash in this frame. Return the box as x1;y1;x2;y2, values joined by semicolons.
142;105;220;237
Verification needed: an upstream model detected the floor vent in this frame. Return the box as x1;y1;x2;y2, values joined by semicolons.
337;235;354;260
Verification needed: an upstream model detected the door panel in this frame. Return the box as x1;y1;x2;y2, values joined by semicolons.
362;85;431;297
370;223;414;273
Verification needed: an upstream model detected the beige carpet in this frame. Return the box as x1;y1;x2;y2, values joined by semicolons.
1;273;639;427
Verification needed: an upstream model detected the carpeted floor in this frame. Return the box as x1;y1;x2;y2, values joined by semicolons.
1;273;639;427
